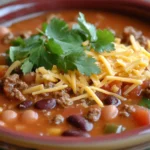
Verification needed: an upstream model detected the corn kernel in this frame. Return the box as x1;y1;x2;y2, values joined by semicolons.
47;128;62;136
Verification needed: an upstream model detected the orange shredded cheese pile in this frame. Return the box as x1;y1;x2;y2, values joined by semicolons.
20;35;150;108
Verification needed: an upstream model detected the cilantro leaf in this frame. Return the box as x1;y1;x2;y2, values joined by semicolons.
7;12;115;76
45;18;69;40
57;51;100;76
45;18;84;55
92;29;115;52
11;37;25;46
139;97;150;109
76;12;97;42
46;39;63;55
75;56;100;76
29;42;53;69
21;59;33;74
42;23;48;32
9;46;29;62
57;51;84;72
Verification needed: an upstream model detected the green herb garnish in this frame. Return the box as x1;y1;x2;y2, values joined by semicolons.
8;12;115;76
139;97;150;109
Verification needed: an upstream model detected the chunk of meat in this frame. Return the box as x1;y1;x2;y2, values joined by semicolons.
53;114;64;125
3;74;28;101
122;26;148;48
3;32;14;44
55;90;73;107
3;31;32;44
119;104;135;117
87;107;101;122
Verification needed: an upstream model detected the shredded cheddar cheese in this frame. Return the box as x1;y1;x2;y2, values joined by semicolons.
90;86;127;101
23;85;44;94
5;61;21;77
10;35;150;108
32;85;68;95
84;86;104;107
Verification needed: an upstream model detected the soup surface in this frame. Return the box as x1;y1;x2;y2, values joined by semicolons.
0;10;150;137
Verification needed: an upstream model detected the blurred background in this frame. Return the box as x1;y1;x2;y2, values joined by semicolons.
0;0;15;5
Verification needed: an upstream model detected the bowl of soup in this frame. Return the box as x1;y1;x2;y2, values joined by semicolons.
0;0;150;149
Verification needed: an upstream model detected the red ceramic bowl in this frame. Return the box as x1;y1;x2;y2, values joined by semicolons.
0;0;150;150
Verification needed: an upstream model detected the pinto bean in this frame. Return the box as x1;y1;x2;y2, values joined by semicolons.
102;105;118;121
103;96;121;106
0;120;5;126
2;110;17;122
0;26;10;38
67;115;93;131
62;130;90;137
34;99;56;110
21;110;38;124
17;100;33;110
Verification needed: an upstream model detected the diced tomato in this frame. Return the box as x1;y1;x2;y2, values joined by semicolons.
132;106;150;126
141;80;150;89
122;84;142;100
103;81;122;92
109;81;122;89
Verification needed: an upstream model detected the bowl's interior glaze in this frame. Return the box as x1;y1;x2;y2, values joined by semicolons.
0;0;150;150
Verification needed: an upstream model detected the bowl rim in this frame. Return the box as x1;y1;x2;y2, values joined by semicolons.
0;0;150;149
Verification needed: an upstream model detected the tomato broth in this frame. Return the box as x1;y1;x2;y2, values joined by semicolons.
0;10;150;137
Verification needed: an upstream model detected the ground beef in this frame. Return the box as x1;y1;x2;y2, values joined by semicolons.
122;26;148;48
119;104;135;117
3;32;14;44
3;74;28;101
87;107;101;122
119;111;130;117
3;31;32;44
55;90;73;107
20;31;32;39
53;114;64;125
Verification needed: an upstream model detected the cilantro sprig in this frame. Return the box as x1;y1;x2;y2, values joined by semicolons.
8;12;115;76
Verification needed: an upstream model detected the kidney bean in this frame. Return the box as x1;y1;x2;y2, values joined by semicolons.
34;98;56;110
17;100;33;110
103;96;121;106
95;91;106;101
67;115;93;131
62;130;90;137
